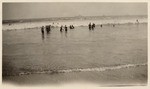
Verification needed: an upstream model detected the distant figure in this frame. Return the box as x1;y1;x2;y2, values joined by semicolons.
60;25;63;32
9;23;11;26
136;19;139;24
41;26;44;34
93;23;95;28
65;25;68;32
113;24;115;27
72;25;75;29
45;25;51;34
92;23;95;30
49;25;51;31
45;25;48;32
69;25;75;29
89;23;92;30
100;24;102;27
70;25;72;29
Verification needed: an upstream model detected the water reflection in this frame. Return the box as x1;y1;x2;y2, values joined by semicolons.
46;31;51;34
46;30;51;39
41;33;45;40
41;28;51;41
65;31;68;38
59;29;68;38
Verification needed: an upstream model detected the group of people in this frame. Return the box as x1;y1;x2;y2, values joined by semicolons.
41;21;128;34
69;25;75;29
60;25;67;32
41;25;51;34
88;23;95;30
60;25;75;32
41;24;75;34
89;23;117;28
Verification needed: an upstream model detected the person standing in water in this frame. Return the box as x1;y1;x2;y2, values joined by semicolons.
65;25;68;32
89;23;92;30
113;24;115;27
92;23;95;30
72;25;75;29
41;26;44;34
69;25;72;29
60;25;63;32
136;19;139;24
41;26;45;40
100;24;103;27
46;25;51;34
49;25;51;31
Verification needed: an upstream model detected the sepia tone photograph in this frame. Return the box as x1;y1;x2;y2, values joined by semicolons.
2;2;148;87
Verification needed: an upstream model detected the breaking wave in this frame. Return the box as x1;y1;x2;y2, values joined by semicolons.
18;63;147;76
3;16;147;30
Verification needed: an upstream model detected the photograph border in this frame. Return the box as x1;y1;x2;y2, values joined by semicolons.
0;0;149;89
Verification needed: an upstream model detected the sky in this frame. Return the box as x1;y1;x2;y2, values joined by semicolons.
3;3;147;20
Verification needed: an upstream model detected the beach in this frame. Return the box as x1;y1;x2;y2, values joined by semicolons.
2;16;148;86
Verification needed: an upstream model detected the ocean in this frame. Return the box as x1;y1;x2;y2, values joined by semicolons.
2;15;148;86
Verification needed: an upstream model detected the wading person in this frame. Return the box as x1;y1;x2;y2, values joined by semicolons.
65;25;68;32
70;25;72;29
100;24;102;27
113;24;115;27
72;25;75;29
89;23;92;30
92;23;95;30
136;19;139;24
41;26;44;34
60;25;63;32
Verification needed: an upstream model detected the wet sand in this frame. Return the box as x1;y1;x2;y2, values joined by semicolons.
2;23;147;86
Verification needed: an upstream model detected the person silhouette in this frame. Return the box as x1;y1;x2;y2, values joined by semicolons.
113;24;115;27
136;19;139;24
65;25;68;32
60;25;63;32
100;24;102;27
89;23;92;30
41;26;45;40
72;25;75;29
70;25;72;29
41;26;44;34
92;23;95;30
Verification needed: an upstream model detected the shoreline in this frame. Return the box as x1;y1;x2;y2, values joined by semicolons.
3;65;147;86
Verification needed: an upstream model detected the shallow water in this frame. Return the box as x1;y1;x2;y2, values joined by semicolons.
2;23;147;85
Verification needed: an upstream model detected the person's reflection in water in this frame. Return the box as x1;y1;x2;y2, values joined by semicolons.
64;25;68;38
42;33;45;40
65;30;68;38
46;31;50;39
